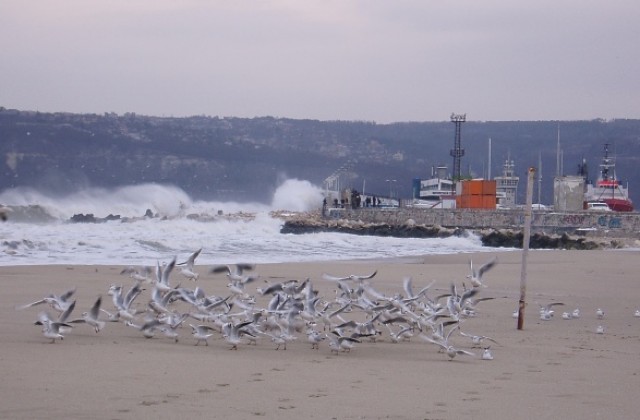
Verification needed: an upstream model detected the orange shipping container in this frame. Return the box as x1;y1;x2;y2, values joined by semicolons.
482;180;497;195
482;195;496;209
461;180;483;195
461;180;496;196
457;193;496;209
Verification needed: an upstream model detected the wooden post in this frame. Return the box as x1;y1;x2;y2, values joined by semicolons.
518;167;536;330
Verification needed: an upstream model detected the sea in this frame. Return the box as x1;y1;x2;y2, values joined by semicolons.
0;179;503;267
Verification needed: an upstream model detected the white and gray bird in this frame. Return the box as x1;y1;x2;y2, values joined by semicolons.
321;271;377;283
326;331;361;354
421;324;475;361
459;330;500;348
38;315;73;343
189;324;217;346
69;296;105;333
467;256;497;288
306;329;326;349
177;248;202;281
481;347;494;360
17;287;77;314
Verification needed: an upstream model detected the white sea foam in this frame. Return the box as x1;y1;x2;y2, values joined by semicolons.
0;180;503;266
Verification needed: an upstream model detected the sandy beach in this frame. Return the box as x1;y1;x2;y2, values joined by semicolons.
2;249;640;419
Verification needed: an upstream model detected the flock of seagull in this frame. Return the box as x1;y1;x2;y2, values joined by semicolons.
15;250;631;360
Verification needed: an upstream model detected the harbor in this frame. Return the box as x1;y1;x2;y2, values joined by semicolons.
306;143;639;249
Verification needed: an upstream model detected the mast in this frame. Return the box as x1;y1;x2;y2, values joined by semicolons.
537;151;542;205
555;123;562;177
488;137;492;180
449;113;466;192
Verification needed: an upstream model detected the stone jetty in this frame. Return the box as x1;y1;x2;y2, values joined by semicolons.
278;208;640;250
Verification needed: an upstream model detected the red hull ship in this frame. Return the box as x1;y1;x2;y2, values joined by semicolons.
584;144;634;212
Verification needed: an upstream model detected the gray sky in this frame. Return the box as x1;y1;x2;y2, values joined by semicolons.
2;1;639;123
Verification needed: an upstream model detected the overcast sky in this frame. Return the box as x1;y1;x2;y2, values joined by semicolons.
2;1;639;123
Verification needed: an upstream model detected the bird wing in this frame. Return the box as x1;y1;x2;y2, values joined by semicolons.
321;273;349;282
478;257;498;277
58;300;76;323
89;296;102;320
59;287;77;302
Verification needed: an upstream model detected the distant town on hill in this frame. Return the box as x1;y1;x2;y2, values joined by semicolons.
1;107;639;207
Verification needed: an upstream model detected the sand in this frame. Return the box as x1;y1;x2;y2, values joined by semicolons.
2;249;640;419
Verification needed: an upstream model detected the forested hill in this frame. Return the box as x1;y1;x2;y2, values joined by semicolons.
1;108;639;206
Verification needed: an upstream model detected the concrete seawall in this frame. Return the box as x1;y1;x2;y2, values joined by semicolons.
325;207;640;239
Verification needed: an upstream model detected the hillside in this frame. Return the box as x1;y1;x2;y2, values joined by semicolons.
1;108;639;206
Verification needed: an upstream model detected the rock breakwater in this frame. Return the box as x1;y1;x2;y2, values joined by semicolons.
280;218;626;250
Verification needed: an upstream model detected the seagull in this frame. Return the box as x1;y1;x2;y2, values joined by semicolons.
17;287;77;313
221;321;255;350
108;282;144;320
126;319;162;339
37;315;73;343
538;302;565;319
189;324;217;346
321;270;377;283
69;296;105;333
422;335;476;361
596;325;605;334
634;310;640;318
467;256;497;288
540;312;553;321
572;308;581;318
421;324;475;361
177;248;202;281
120;265;153;283
459;330;500;348
326;331;361;354
402;277;435;300
561;312;573;320
264;330;297;350
306;329;326;349
596;308;605;319
153;257;176;292
481;347;494;360
388;325;415;343
210;263;255;283
99;308;121;322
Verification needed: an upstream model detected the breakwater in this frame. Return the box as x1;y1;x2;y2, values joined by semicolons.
280;208;640;250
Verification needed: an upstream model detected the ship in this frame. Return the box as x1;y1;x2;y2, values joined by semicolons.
583;144;633;212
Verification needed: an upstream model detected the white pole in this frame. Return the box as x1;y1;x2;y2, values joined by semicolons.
488;137;492;180
518;166;536;330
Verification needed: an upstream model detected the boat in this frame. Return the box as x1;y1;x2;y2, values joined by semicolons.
583;144;633;212
494;157;520;209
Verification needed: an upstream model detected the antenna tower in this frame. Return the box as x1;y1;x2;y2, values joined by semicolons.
449;113;466;191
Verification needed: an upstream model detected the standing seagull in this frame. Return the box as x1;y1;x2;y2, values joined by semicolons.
189;324;217;346
467;256;497;288
38;315;73;343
